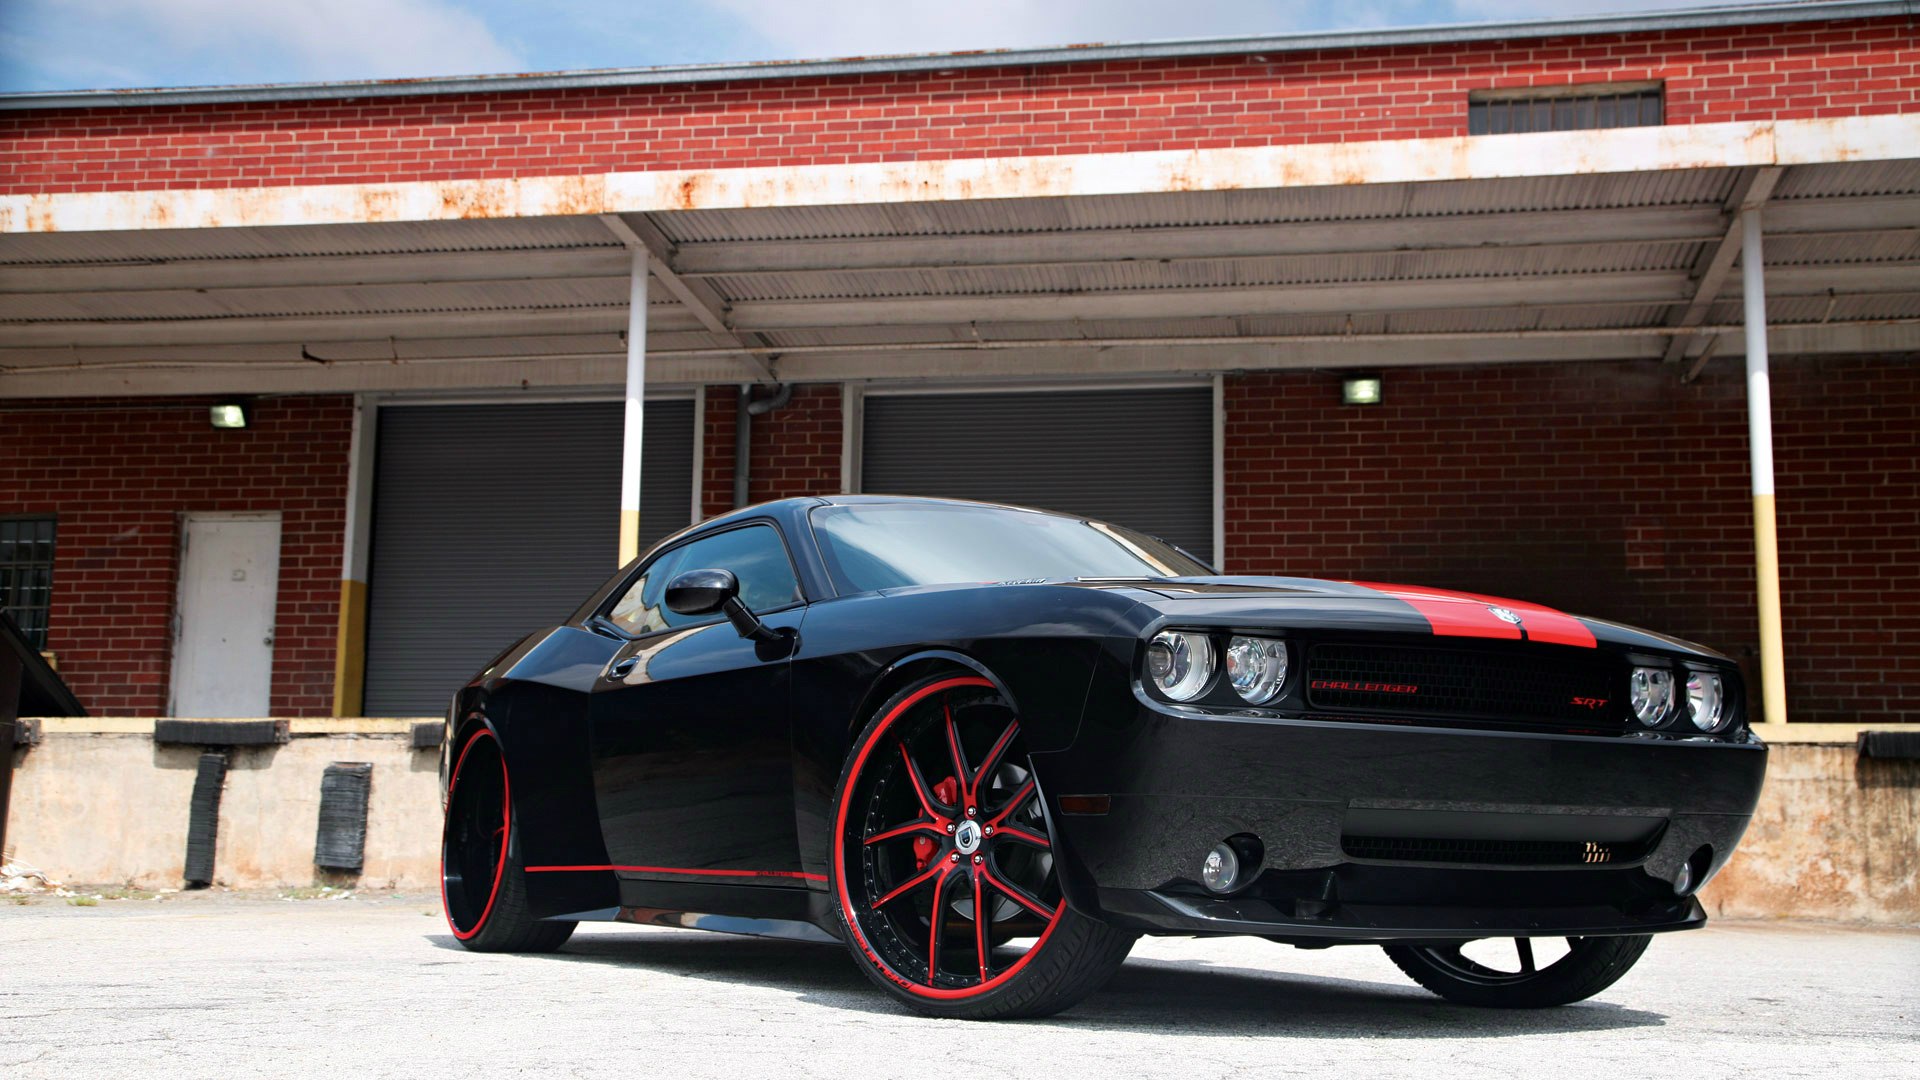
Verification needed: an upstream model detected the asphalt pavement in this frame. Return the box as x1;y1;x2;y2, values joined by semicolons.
1;891;1914;1079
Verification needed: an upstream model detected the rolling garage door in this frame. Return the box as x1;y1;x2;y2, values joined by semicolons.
861;387;1214;561
363;399;695;715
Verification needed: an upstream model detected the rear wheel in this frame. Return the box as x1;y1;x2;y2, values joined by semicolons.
442;727;575;953
831;674;1135;1019
1384;934;1652;1007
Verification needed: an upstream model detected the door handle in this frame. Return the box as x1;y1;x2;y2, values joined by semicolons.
606;656;639;681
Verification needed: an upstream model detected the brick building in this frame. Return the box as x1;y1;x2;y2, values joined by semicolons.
2;1;1916;730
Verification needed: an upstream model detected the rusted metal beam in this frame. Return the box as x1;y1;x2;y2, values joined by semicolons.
12;198;1914;297
5;115;1915;235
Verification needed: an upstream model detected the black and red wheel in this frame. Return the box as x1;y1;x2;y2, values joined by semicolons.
831;674;1135;1019
441;726;575;953
1384;934;1652;1007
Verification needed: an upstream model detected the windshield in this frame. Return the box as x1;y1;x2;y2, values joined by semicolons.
810;502;1211;594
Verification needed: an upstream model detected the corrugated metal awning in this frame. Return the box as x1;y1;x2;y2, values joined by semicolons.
2;157;1917;396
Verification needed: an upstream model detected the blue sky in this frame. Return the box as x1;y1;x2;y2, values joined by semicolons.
0;1;1743;93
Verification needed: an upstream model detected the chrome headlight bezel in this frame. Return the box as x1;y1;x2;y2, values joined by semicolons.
1225;635;1289;705
1144;630;1216;702
1685;669;1727;732
1629;665;1677;727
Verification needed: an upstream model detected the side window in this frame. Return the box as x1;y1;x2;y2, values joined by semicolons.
606;524;802;636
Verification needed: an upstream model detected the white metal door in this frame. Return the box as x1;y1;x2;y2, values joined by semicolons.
170;513;281;718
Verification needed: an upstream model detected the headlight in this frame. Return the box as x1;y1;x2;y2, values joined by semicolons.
1225;636;1288;705
1145;631;1214;701
1686;671;1725;732
1629;666;1675;727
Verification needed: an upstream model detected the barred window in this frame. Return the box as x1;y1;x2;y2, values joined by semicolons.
1469;82;1663;136
1;516;56;650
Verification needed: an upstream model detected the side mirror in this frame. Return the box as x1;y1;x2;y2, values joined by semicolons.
664;568;785;645
665;568;737;616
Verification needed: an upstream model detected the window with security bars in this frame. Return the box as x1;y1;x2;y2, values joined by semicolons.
1;517;56;649
1468;83;1663;135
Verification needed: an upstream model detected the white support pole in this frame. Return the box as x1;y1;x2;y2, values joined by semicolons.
1742;209;1788;725
331;394;377;717
618;251;648;565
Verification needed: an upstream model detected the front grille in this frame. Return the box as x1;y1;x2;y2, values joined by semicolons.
1342;835;1652;866
1307;642;1619;727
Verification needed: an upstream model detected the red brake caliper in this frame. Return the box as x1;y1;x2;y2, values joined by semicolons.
914;777;961;869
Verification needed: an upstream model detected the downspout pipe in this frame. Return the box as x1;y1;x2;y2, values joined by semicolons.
1742;210;1788;725
733;382;792;508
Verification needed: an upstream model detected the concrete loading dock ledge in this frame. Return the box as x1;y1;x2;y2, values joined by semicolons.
2;722;1915;924
1;2;1917;916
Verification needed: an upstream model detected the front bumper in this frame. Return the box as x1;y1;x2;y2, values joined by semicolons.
1032;692;1767;942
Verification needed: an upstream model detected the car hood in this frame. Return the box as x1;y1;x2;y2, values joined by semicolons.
1079;575;1726;659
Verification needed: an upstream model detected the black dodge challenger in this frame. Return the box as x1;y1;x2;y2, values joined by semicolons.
439;495;1766;1019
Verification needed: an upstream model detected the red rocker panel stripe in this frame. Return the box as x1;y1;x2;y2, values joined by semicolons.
1351;581;1598;648
526;864;826;883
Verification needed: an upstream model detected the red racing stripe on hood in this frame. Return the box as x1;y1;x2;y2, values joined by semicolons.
1350;582;1597;648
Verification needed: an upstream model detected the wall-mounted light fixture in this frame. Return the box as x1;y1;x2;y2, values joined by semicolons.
1341;375;1383;406
209;401;251;430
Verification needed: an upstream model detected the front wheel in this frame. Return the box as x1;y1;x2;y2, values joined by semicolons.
442;727;575;953
831;674;1136;1019
1384;934;1652;1007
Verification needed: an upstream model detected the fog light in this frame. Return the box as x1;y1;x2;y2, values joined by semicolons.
1201;842;1241;894
1671;861;1694;896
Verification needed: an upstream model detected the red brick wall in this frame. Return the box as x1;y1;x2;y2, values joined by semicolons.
1223;355;1920;725
3;17;1913;195
701;384;845;518
0;396;352;716
6;369;1909;725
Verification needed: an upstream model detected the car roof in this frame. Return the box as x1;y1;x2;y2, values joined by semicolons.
703;493;1068;526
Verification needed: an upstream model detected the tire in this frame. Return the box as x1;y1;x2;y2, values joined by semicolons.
1384;934;1652;1007
441;727;576;953
831;673;1136;1019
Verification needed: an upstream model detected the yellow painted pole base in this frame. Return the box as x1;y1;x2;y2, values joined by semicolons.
330;578;369;718
1752;492;1788;725
619;509;641;567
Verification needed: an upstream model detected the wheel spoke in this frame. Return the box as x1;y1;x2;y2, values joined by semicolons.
985;778;1037;827
874;861;944;909
942;698;971;803
899;743;949;818
863;820;943;847
1516;938;1536;974
927;864;957;981
971;720;1019;804
973;866;991;983
980;864;1056;922
992;824;1050;850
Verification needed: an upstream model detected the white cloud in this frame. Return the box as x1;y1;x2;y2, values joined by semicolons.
60;0;524;84
692;0;1745;63
1449;0;1746;18
700;0;1333;60
0;0;1777;93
